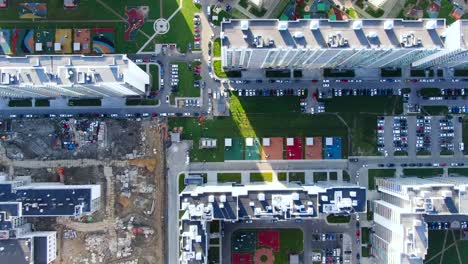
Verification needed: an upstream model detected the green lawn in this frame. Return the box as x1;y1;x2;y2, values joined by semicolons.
179;173;185;193
8;99;32;107
313;172;327;183
169;90;351;161
368;169;396;190
274;229;304;263
289;172;305;183
322;96;402;155
250;172;273;182
347;8;359;18
422;106;448;116
438;0;456;25
419;88;442;97
217;173;241;183
343;170;351;182
126;98;159;105
327;214;351;223
278;172;287;181
425;230;468;264
365;7;384;17
463;118;468;155
171;62;200;98
210;221;220;232
149;64;159;91
381;68;402;77
448;168;468;176
34;99;50;107
68;99;101;106
155;0;201;53
403;168;443;178
213;38;221;57
213;60;227;78
361;246;371;257
361;227;370;244
208;247;220;264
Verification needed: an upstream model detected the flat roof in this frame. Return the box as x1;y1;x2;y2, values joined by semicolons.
222;19;446;49
0;54;147;95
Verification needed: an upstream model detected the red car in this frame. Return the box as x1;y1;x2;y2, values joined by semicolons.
311;79;319;83
194;37;201;41
194;28;201;33
356;230;360;237
194;69;201;73
340;79;349;83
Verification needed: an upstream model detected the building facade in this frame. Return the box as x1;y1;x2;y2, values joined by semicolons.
179;181;366;264
371;176;468;264
0;54;149;98
221;19;468;70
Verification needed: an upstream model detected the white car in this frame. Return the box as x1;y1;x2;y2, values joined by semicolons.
183;113;191;116
165;96;170;103
111;114;118;118
323;84;330;87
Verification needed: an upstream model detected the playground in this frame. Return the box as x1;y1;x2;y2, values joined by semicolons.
231;229;303;264
92;28;115;53
224;138;243;160
13;29;34;54
19;3;47;19
286;137;303;160
73;28;91;53
55;29;72;53
35;29;55;53
261;137;283;160
124;6;148;42
0;30;12;55
245;138;261;160
305;137;323;160
324;137;342;159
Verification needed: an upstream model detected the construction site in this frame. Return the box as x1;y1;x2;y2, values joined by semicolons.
0;118;167;264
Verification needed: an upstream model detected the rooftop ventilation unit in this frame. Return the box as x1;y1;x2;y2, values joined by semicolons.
384;20;394;30
294;31;304;38
278;21;288;31
240;20;249;30
310;20;320;30
220;195;226;202
426;20;437;30
352;20;363;30
292;192;300;201
367;31;378;38
258;193;265;201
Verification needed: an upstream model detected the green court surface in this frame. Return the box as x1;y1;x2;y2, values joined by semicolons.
245;138;261;160
225;138;243;160
232;230;256;253
35;29;55;53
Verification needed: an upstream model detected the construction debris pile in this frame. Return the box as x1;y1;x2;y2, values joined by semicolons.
56;119;106;150
116;168;155;198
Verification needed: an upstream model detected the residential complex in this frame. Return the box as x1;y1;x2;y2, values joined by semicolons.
0;54;149;98
371;177;468;264
221;19;468;70
0;174;101;264
178;181;366;263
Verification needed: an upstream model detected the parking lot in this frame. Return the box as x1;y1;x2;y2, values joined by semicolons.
379;115;464;157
